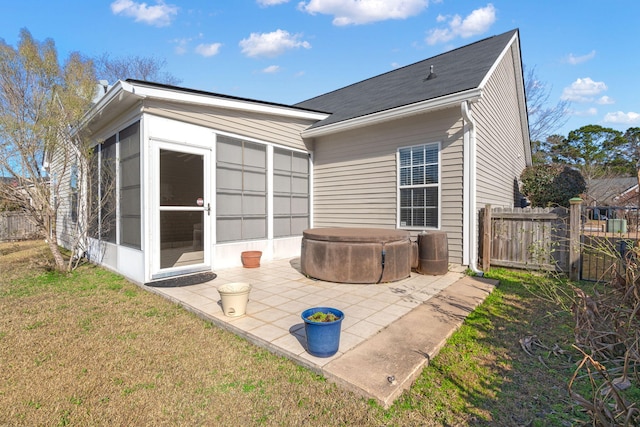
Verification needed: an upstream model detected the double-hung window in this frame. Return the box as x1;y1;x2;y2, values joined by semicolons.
398;143;440;229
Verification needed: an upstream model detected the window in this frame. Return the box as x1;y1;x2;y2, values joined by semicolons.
89;121;141;246
216;136;267;242
69;163;78;223
273;148;309;237
100;135;117;242
118;122;141;249
398;143;439;228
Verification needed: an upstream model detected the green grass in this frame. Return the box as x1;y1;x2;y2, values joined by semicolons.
0;241;593;426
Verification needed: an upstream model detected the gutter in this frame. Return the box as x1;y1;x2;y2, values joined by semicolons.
302;88;482;138
461;100;483;276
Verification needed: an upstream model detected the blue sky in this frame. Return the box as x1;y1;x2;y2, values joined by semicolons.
1;0;638;138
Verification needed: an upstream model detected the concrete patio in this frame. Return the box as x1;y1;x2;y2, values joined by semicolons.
144;257;496;407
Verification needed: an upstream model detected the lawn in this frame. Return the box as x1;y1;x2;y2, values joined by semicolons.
0;240;590;426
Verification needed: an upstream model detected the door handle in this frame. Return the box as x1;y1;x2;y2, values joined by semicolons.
206;203;211;216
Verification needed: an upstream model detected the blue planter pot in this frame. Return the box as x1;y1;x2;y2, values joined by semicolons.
301;307;344;357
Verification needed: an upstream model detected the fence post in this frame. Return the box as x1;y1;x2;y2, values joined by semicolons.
569;197;582;281
482;204;492;272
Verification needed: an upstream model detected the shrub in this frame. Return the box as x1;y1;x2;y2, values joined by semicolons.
520;164;586;207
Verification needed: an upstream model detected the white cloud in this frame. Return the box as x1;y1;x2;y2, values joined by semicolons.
561;77;607;102
604;111;640;125
566;50;596;65
195;43;222;57
572;107;598;117
426;4;496;45
239;29;311;58
597;95;614;105
298;0;428;26
173;38;189;55
110;0;178;27
257;0;290;5
262;65;281;73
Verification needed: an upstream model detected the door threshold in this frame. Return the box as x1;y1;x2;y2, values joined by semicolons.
145;271;217;288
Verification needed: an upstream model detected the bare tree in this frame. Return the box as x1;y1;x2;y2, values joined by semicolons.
525;66;571;143
94;53;181;85
0;29;95;271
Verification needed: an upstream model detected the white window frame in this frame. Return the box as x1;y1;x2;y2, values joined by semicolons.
397;141;441;230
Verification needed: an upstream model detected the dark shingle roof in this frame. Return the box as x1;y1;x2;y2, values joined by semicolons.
294;29;519;129
586;177;638;205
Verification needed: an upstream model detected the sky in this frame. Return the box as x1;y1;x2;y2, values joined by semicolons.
0;0;638;139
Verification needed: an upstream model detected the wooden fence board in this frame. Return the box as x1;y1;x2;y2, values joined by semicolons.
0;212;39;241
480;206;569;272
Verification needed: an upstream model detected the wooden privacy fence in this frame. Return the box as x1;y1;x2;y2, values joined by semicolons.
0;212;39;241
480;199;582;279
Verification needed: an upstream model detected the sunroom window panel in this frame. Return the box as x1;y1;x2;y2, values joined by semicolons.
274;173;291;193
292;176;308;194
216;193;241;215
274;217;290;237
243;218;266;240
217;218;242;242
216;167;242;190
291;216;309;235
291;196;308;215
274;195;291;215
292;152;309;173
217;137;242;162
243;194;266;215
244;142;266;168
244;169;266;192
273;150;290;170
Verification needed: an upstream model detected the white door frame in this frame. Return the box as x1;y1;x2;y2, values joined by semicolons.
150;140;212;279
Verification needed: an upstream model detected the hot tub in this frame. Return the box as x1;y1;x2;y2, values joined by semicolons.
300;228;412;284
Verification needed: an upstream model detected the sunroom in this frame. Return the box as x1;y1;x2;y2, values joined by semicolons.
80;80;327;285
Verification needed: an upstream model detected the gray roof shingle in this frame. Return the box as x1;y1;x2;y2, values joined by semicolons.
294;29;519;129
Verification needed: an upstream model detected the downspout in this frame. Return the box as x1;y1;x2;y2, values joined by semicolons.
461;101;483;276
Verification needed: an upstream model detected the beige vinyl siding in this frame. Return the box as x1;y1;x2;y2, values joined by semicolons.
51;146;77;250
310;107;464;263
143;100;313;151
474;44;528;209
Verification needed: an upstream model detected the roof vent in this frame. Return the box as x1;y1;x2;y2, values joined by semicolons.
424;65;437;81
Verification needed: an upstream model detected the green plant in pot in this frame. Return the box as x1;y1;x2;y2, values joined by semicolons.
301;307;344;357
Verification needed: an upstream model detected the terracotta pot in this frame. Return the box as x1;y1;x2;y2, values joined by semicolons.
241;251;262;268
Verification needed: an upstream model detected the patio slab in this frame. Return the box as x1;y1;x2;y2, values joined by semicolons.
143;258;496;408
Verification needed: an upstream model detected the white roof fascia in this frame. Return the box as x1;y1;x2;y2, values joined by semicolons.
478;31;519;90
301;88;483;138
81;80;131;126
125;82;329;121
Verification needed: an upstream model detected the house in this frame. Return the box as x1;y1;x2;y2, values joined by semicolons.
55;28;530;285
583;177;638;220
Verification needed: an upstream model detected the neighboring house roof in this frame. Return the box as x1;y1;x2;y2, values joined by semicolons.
585;177;638;206
294;29;520;132
614;183;639;207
